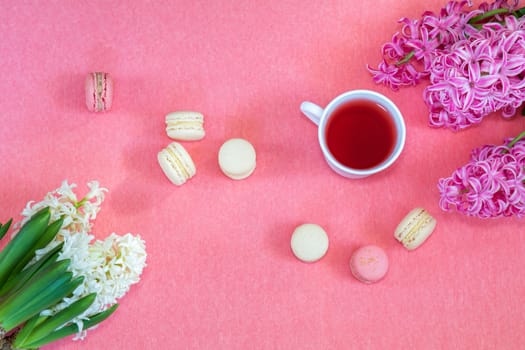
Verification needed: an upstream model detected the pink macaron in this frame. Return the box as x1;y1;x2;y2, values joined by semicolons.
85;72;113;112
350;245;389;284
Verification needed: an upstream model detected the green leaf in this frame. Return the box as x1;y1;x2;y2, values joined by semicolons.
513;7;525;18
0;259;70;321
0;243;63;298
23;304;119;349
0;207;50;286
16;294;97;348
0;219;12;240
8;216;64;281
12;313;47;348
2;274;84;331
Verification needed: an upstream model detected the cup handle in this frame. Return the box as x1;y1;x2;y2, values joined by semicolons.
300;101;324;126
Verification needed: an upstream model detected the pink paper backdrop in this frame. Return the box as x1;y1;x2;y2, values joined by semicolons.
1;1;525;349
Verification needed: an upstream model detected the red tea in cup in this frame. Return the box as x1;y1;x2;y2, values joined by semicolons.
325;99;396;170
300;90;405;179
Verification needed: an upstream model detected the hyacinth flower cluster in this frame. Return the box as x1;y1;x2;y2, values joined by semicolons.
368;0;525;130
438;131;525;218
0;181;147;349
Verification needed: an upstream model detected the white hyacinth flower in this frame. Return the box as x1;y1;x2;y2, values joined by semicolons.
18;180;107;238
19;181;147;340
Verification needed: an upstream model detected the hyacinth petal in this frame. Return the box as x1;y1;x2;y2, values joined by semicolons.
439;136;525;218
369;0;525;130
381;33;408;60
367;61;404;90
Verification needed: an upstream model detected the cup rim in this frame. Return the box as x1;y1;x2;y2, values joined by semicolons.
318;89;406;176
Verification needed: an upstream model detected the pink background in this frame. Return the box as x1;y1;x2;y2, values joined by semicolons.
1;1;525;349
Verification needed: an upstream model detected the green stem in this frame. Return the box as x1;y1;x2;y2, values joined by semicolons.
470;23;483;30
506;130;525;149
396;50;415;66
396;6;525;65
468;6;525;28
74;197;87;209
512;6;525;19
469;8;511;24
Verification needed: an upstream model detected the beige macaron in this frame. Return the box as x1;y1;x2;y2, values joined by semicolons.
290;223;329;263
394;208;436;250
158;142;196;186
218;138;256;180
165;111;205;141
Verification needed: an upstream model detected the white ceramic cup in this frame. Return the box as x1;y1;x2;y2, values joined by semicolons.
300;90;406;179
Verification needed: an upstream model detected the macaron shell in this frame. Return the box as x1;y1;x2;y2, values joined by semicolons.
85;72;113;112
158;153;188;185
167;128;205;141
224;164;256;180
394;208;436;250
218;138;256;180
158;142;196;186
350;245;389;283
165;111;205;141
290;223;329;263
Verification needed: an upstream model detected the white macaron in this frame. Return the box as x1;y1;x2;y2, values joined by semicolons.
394;208;436;250
290;223;329;263
165;111;205;141
218;138;256;180
158;142;196;186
